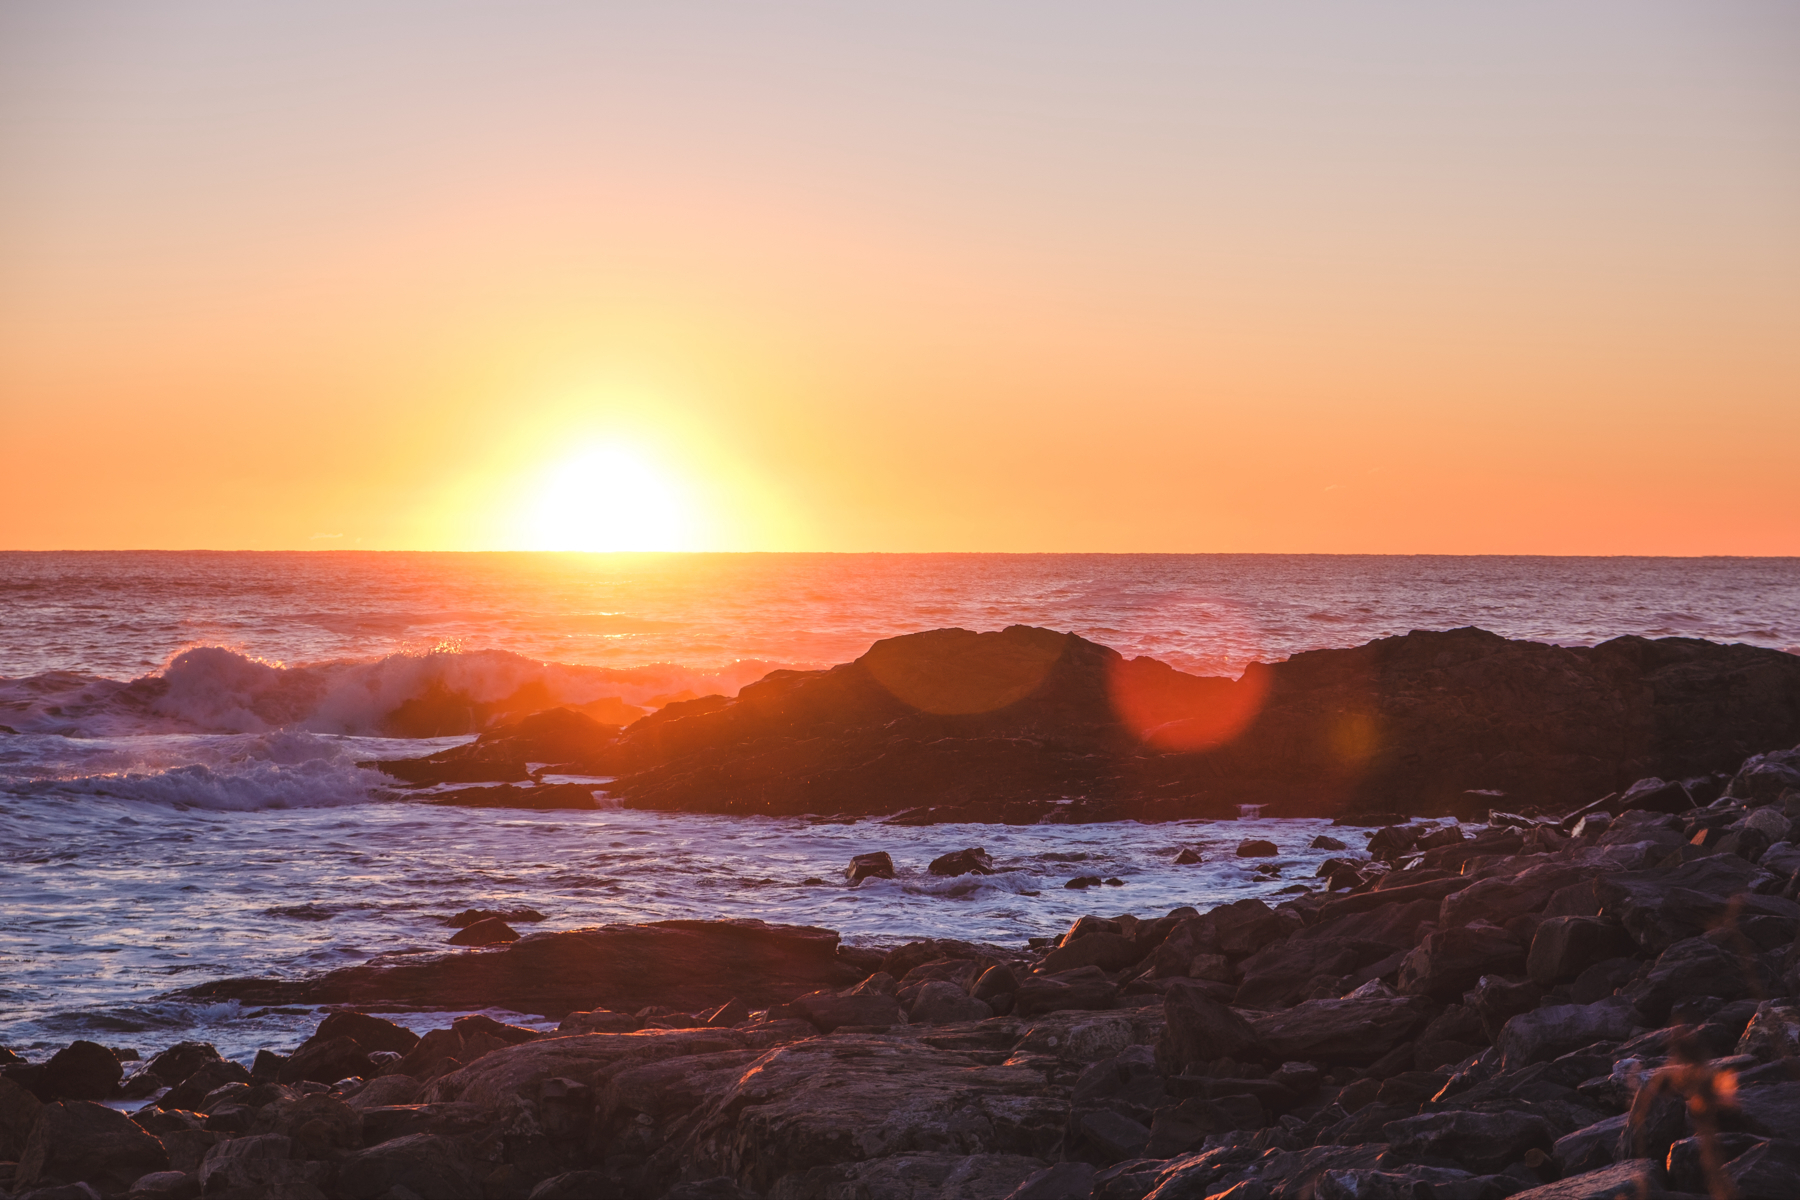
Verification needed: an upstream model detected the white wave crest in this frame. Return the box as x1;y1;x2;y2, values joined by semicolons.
17;758;388;812
0;646;786;739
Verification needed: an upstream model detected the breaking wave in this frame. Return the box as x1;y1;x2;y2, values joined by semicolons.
0;646;788;740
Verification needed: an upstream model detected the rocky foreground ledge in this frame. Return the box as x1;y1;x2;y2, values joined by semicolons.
373;625;1800;822
5;745;1800;1199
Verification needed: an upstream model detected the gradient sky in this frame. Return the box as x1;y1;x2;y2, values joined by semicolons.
2;2;1796;553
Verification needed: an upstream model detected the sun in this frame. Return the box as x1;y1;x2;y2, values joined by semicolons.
520;444;701;551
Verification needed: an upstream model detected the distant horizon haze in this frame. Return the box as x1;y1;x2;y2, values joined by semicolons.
2;2;1796;554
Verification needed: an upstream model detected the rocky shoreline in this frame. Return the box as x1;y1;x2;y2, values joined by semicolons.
371;625;1800;823
5;743;1800;1199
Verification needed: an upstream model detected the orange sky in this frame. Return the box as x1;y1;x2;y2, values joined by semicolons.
2;2;1797;553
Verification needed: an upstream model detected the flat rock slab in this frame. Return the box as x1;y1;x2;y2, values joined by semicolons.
1249;997;1429;1065
175;919;864;1017
1507;1159;1699;1199
673;1035;1068;1195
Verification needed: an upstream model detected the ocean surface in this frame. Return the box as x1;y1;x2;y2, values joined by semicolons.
3;551;1798;1061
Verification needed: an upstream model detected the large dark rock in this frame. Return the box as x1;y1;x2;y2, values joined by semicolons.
336;1132;481;1199
161;1058;253;1111
278;1035;376;1086
16;1100;170;1193
1249;996;1429;1066
366;706;621;783
0;1074;41;1160
37;1041;120;1101
593;627;1800;820
447;917;520;945
1156;986;1265;1073
178;920;863;1018
1397;923;1525;1001
1383;1109;1559;1174
368;626;1800;822
846;852;896;884
143;1042;224;1089
1528;916;1636;985
1493;998;1642;1069
928;848;995;876
1013;968;1120;1017
307;1012;420;1056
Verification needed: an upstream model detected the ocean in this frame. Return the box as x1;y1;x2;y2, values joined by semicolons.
3;551;1798;1060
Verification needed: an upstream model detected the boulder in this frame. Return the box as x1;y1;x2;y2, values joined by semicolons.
254;1093;363;1157
1494;998;1641;1069
1617;777;1694;815
16;1101;170;1194
1249;997;1428;1066
674;1035;1067;1196
347;1073;421;1109
306;1012;420;1056
1623;935;1762;1023
447;917;519;945
423;1027;754;1111
37;1041;122;1102
1733;1082;1800;1139
1208;899;1296;958
973;965;1020;1004
195;1133;331;1194
1737;1000;1800;1061
1527;917;1635;985
1037;933;1140;974
847;852;897;884
1156;986;1266;1073
793;991;905;1032
1233;937;1393;1009
1728;747;1800;802
142;1043;223;1089
1551;1114;1630;1175
929;848;996;876
0;1074;43;1159
1397;923;1525;1001
1502;1160;1664;1200
1236;840;1278;857
126;1170;199;1198
277;1035;375;1086
1721;1139;1800;1200
335;1133;481;1200
1594;855;1776;951
1013;968;1120;1017
161;1059;252;1110
910;981;992;1025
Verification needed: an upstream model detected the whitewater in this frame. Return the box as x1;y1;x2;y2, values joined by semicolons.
3;552;1798;1060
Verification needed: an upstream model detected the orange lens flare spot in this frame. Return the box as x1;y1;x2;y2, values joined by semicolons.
1108;656;1271;752
1328;710;1380;767
863;626;1068;715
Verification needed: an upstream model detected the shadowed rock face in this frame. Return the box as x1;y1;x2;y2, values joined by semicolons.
379;624;1800;820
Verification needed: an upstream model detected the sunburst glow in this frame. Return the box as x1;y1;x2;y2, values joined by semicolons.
520;445;700;552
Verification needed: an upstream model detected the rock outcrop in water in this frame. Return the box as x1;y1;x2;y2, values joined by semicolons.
15;745;1800;1198
377;625;1800;821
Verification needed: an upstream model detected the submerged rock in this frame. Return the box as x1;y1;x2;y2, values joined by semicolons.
928;847;996;876
447;917;520;946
